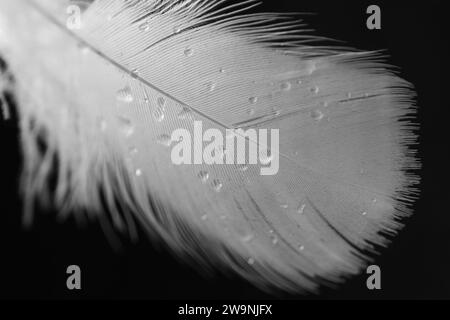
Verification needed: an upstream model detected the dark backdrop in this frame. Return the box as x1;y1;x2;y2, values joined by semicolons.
0;0;448;300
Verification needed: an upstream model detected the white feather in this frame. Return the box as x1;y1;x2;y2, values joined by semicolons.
0;0;419;292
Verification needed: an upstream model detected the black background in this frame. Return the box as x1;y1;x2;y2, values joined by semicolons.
0;0;448;300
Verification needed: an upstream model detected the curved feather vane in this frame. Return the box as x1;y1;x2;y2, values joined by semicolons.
0;0;419;292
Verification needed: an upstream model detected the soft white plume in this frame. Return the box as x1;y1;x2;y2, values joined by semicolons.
0;0;419;292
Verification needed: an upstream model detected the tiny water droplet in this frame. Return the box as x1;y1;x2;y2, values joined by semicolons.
247;108;255;116
249;97;258;104
153;108;164;122
296;79;303;85
117;117;135;137
139;22;150;32
271;236;278;245
281;204;289;209
242;234;254;243
361;211;367;216
299;245;305;251
116;86;134;103
310;86;320;94
247;258;255;265
135;169;143;177
311;110;324;121
173;26;181;34
280;81;291;91
157;97;166;109
272;108;282;116
129;147;138;156
78;43;90;55
219;68;226;73
184;47;193;57
205;82;216;92
198;171;209;183
131;68;139;78
156;134;172;147
212;179;223;192
297;204;306;214
347;92;352;98
307;62;317;74
201;214;208;221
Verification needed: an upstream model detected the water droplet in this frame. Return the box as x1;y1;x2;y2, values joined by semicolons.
139;22;150;32
153;106;165;122
249;97;258;104
129;147;138;156
173;26;181;34
247;258;255;265
247;108;255;116
156;134;172;147
184;47;193;57
310;86;320;94
219;68;226;73
212;179;223;192
116;86;134;103
280;81;291;91
78;43;90;55
281;204;289;209
298;245;305;251
178;107;194;120
361;211;367;216
271;236;278;245
135;169;143;177
131;68;139;79
296;79;303;85
307;61;317;74
311;110;324;121
201;214;208;221
347;92;352;99
157;97;166;109
117;117;135;137
242;234;254;242
205;82;216;92
272;108;282;116
259;150;273;165
198;170;209;183
372;198;377;204
297;204;306;214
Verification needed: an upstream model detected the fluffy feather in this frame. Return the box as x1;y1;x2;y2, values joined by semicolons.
0;0;419;292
